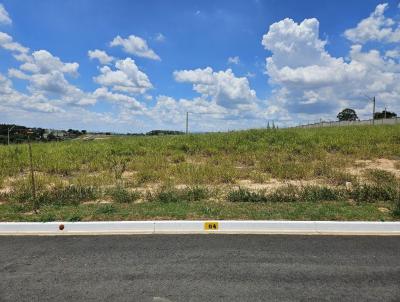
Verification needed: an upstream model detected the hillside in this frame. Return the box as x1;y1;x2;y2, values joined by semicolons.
0;125;399;221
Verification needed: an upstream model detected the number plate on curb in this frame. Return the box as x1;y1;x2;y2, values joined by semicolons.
204;222;219;231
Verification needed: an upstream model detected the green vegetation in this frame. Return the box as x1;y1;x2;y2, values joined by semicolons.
0;124;400;221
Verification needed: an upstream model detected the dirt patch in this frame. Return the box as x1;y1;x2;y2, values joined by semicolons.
236;178;325;192
122;171;137;179
347;158;400;177
378;207;390;213
0;187;12;195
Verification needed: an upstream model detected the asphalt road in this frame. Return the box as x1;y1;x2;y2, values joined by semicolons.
1;235;399;302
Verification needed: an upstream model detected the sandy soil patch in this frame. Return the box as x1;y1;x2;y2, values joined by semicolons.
347;158;400;177
0;187;12;195
236;178;324;192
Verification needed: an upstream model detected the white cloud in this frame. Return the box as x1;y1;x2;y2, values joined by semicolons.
385;48;400;58
245;72;256;78
94;57;153;94
262;15;400;122
155;33;165;42
173;67;257;109
92;87;145;111
227;56;240;65
344;3;400;43
147;94;267;132
0;33;148;130
110;35;160;60
0;4;11;25
19;50;79;76
0;73;64;113
88;49;114;65
0;32;29;53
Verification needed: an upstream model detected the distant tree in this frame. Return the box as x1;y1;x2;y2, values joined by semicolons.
47;133;56;141
81;130;87;134
337;108;358;121
374;110;397;119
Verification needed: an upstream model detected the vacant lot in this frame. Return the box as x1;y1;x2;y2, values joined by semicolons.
0;125;400;221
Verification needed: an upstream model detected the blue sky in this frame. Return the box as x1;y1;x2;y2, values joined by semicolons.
1;0;400;132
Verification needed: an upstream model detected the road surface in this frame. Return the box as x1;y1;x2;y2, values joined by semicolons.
1;235;399;301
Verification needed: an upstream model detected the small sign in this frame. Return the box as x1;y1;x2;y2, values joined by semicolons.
204;221;219;231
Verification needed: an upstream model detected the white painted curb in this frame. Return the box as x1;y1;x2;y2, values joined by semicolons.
0;221;400;235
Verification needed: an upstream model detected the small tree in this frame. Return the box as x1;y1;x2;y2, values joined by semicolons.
374;110;397;119
337;108;358;121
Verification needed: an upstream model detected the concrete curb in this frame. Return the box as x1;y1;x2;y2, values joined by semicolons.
0;221;400;235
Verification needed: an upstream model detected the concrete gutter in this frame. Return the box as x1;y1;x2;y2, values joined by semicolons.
0;220;399;235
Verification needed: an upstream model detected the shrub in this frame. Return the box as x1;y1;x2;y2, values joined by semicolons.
108;186;140;203
364;169;397;186
228;186;345;203
300;186;345;202
350;183;398;203
150;187;209;203
393;195;400;217
185;186;209;201
39;185;98;206
267;185;298;203
11;184;98;207
227;188;267;203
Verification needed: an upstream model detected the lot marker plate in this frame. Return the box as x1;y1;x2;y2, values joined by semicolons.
204;222;219;231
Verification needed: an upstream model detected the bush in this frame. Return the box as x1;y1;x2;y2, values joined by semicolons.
393;196;400;217
350;184;398;203
11;185;98;207
150;187;209;203
185;186;209;201
227;188;267;203
364;169;397;186
267;185;298;203
228;186;346;203
108;186;140;203
300;186;345;202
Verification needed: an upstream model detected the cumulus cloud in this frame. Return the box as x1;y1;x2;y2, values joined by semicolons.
110;35;160;60
94;57;153;94
261;13;400;122
0;3;11;25
344;3;400;43
7;49;85;103
0;32;29;53
19;50;79;76
88;49;114;65
0;31;147;130
173;67;257;109
227;56;240;65
0;73;64;113
385;48;400;58
92;87;145;111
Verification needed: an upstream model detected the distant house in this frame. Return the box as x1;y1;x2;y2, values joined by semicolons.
43;129;67;139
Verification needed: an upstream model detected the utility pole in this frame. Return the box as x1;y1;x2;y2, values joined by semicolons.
27;130;37;212
372;96;376;125
384;106;387;119
7;125;16;145
185;112;189;134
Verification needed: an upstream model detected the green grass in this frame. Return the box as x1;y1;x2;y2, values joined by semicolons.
0;201;395;222
0;124;400;221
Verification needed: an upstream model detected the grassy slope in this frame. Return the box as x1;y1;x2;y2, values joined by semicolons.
0;125;399;221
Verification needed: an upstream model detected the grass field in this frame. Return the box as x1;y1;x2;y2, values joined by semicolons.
0;124;400;221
